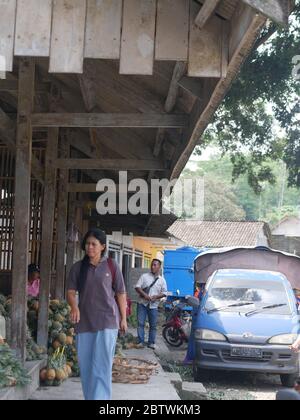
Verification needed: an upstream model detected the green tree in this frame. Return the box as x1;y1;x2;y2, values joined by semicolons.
204;177;246;221
197;2;300;191
182;155;299;223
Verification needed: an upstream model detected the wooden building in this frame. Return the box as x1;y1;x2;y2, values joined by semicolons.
0;0;292;359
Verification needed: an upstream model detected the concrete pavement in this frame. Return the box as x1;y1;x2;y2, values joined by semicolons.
30;346;180;401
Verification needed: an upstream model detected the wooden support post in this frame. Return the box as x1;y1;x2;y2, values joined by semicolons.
195;0;221;28
37;127;59;347
66;176;77;282
164;62;187;113
11;58;35;361
0;107;44;184
55;134;69;300
241;0;291;26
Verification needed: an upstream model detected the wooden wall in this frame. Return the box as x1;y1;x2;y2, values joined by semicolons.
0;146;50;272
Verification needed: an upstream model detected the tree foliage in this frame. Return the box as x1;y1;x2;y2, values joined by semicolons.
197;2;300;192
182;156;299;225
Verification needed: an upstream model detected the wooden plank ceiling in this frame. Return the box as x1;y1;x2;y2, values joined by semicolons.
0;0;292;235
0;0;233;77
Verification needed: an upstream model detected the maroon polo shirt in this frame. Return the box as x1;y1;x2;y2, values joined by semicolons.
67;257;126;334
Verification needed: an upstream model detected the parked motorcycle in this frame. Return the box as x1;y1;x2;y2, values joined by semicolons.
162;300;192;347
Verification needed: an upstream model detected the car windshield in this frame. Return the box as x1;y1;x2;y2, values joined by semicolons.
205;275;291;315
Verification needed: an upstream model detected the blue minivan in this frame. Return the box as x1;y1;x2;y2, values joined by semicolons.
191;248;300;387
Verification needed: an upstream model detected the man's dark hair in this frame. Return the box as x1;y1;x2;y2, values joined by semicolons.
151;259;162;266
28;263;40;275
295;378;300;386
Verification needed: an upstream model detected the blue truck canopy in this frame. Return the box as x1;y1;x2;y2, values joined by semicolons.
163;246;206;298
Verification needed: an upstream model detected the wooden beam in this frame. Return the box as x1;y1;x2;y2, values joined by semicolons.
78;71;102;158
37;128;58;347
148;62;187;181
85;0;122;60
56;159;166;171
67;183;155;194
78;63;146;159
153;129;165;158
148;63;187;181
229;3;257;60
0;91;18;109
0;107;15;150
165;62;187;113
195;0;221;28
68;183;97;193
120;0;156;75
32;113;188;128
66;172;78;282
11;58;35;361
68;127;151;161
189;7;229;78
0;107;44;183
55;134;69;300
49;0;87;73
171;5;267;180
0;0;17;72
14;0;52;57
0;79;50;93
91;60;165;113
241;0;291;26
40;63;162;159
178;76;204;98
147;143;167;181
155;0;189;61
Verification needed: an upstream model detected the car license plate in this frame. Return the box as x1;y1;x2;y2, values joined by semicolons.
230;347;263;358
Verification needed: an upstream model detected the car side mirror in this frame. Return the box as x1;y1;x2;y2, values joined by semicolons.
185;295;200;308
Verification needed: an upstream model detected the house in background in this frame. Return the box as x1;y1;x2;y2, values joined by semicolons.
271;216;300;256
167;220;271;248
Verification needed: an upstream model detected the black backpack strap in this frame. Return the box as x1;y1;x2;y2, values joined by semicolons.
148;276;160;291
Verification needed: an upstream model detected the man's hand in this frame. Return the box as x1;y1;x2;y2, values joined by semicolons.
151;294;165;302
70;307;80;324
119;318;128;334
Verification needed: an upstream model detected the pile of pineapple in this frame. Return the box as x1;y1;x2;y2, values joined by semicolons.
0;294;11;319
0;294;46;362
0;338;31;389
46;299;79;379
39;347;72;387
26;329;47;362
0;294;79;387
